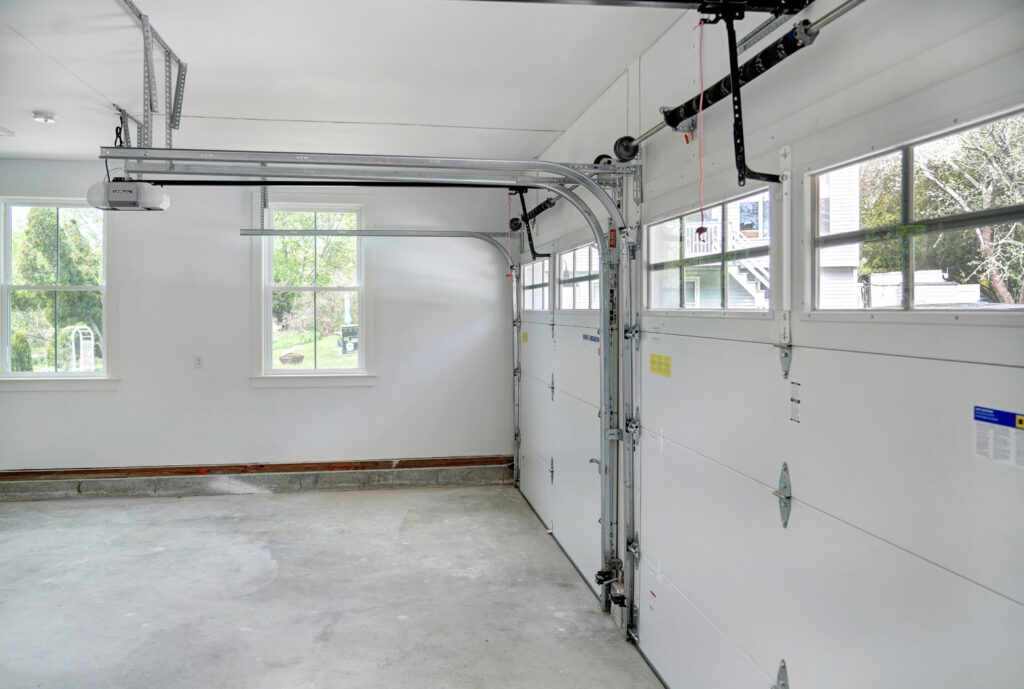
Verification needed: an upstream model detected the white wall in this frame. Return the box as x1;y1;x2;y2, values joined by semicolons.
519;1;1024;686
0;159;513;470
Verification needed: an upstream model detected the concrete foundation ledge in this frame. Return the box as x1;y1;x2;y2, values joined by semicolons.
0;465;513;502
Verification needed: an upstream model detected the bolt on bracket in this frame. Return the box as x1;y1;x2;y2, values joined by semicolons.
772;463;792;528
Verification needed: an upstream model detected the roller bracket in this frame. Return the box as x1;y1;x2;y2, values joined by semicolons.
595;570;616;586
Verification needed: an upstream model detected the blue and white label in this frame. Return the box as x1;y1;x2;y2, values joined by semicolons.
974;406;1024;468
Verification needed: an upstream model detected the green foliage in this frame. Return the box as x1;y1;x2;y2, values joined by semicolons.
9;206;104;369
913;115;1024;303
10;331;32;372
856;114;1024;304
270;210;359;331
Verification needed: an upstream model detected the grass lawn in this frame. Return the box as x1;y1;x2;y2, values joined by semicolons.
273;333;359;370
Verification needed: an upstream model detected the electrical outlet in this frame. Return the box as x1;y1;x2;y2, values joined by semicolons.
193;355;203;369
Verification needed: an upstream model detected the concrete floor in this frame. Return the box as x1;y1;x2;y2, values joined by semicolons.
0;485;662;689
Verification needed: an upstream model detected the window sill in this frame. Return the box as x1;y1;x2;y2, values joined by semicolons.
251;373;377;389
0;377;120;392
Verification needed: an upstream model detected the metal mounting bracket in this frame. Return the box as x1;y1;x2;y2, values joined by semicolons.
549;374;555;401
624;415;640;435
777;344;792;379
606;428;624;441
772;463;791;528
772;659;789;689
549;457;555;484
602;247;622;264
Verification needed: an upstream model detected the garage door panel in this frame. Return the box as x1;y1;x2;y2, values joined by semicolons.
639;332;788;487
637;565;771;689
549;477;601;595
638;429;1024;688
551;324;601;405
550;392;601;515
520;322;555;381
520;447;552;529
521;374;555;458
792;347;1024;603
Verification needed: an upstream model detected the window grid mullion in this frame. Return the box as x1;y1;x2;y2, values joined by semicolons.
901;145;915;310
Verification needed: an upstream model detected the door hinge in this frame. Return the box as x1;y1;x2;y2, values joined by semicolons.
776;344;792;380
772;463;792;528
772;659;789;689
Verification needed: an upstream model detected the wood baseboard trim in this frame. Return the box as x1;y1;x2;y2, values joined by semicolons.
0;455;513;482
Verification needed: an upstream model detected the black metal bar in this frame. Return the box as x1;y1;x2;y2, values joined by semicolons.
661;19;815;131
510;196;558;231
144;180;516;189
722;11;780;185
513;189;551;259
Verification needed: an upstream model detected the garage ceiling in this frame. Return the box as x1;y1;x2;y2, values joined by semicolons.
0;0;682;160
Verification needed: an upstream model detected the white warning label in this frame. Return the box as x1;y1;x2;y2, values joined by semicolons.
973;406;1024;469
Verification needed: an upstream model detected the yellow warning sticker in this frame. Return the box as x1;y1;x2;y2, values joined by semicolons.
522;332;528;343
1017;415;1024;429
650;353;671;377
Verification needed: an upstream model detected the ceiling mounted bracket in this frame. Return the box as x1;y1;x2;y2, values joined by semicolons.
772;463;791;528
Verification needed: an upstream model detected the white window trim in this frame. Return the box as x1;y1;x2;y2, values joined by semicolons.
555;242;600;313
249;190;376;388
0;197;116;390
643;187;775;316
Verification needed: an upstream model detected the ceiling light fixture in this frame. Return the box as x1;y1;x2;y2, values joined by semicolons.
32;110;57;124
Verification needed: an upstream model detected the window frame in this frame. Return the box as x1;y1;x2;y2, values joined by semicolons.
252;193;376;386
644;187;773;313
0;198;109;380
521;257;550;313
556;242;600;312
810;110;1024;314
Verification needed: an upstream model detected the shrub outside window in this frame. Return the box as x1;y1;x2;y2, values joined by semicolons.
646;189;771;311
2;203;106;376
814;111;1024;310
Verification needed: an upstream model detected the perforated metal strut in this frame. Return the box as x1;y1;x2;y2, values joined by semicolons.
660;19;816;132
